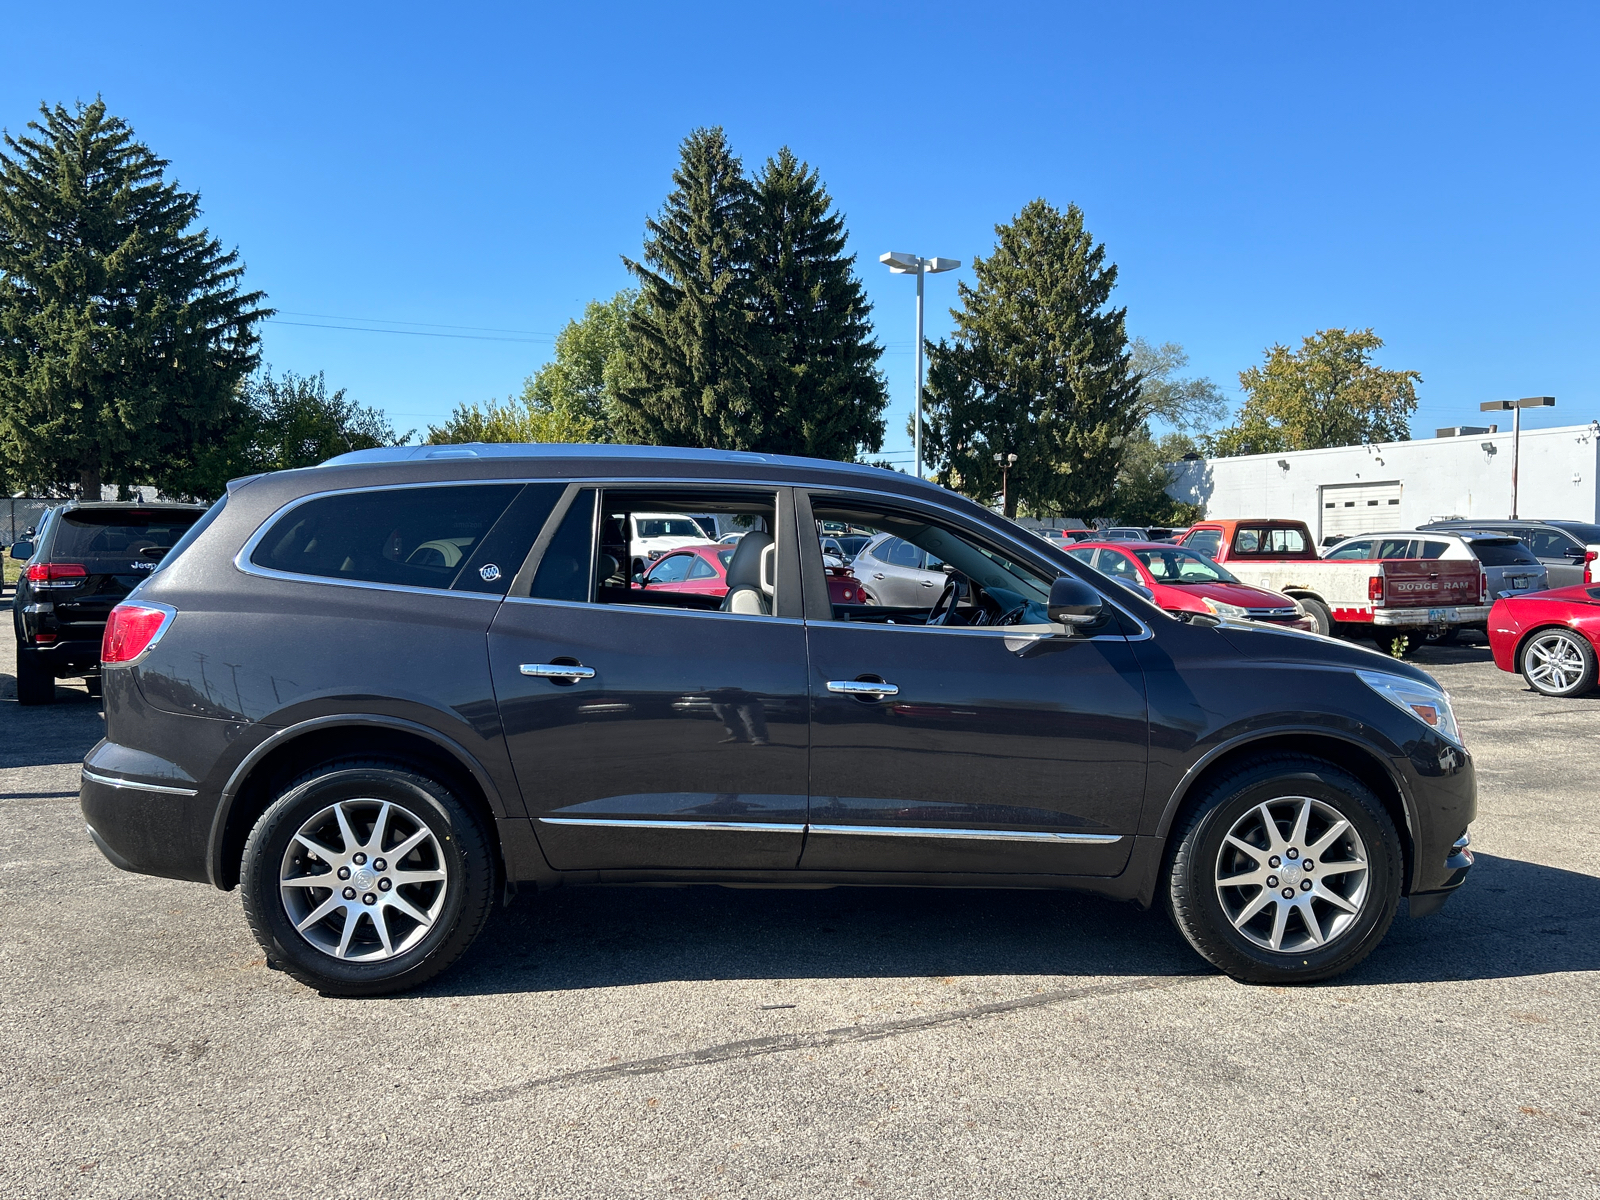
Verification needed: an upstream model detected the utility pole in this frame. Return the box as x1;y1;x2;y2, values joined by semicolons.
880;252;961;480
1481;397;1555;518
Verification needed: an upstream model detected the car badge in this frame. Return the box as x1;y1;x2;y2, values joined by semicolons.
479;563;502;582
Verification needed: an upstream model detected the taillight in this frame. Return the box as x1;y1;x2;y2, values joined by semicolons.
1480;570;1489;603
25;562;87;587
1368;575;1384;604
102;604;174;664
1586;550;1598;586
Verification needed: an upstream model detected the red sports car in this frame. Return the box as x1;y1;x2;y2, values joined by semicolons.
1067;540;1318;632
639;543;874;605
1487;582;1600;696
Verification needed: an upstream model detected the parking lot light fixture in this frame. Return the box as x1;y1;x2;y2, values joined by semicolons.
1480;397;1555;517
880;252;961;480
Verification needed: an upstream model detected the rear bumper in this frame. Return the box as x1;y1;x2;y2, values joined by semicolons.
80;756;216;885
1374;605;1491;627
22;636;103;671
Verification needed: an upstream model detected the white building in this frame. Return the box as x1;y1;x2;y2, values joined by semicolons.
1167;422;1600;543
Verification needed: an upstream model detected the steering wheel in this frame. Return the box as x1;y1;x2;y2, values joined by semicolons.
927;572;969;626
992;603;1028;626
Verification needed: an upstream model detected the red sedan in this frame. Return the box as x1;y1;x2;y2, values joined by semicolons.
640;543;874;605
1067;540;1317;631
1487;582;1600;696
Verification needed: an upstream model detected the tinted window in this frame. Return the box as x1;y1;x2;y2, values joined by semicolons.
1376;539;1416;559
687;555;718;580
452;484;565;594
1527;530;1576;559
1185;529;1222;558
252;485;523;590
1067;547;1097;566
1325;539;1375;560
716;549;734;569
530;490;597;602
1095;550;1140;579
53;508;202;566
650;553;694;583
1418;540;1450;560
1471;539;1540;567
1552;522;1600;544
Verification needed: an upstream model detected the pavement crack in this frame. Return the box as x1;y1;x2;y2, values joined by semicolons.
467;972;1208;1104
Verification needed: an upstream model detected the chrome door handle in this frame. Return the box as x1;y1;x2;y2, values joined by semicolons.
521;663;596;680
919;579;936;587
871;572;886;579
826;680;900;698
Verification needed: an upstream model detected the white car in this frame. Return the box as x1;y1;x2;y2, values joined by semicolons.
631;512;716;561
1323;529;1547;603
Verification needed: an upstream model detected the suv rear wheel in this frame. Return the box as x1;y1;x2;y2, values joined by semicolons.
241;761;495;996
1166;756;1401;983
15;646;56;706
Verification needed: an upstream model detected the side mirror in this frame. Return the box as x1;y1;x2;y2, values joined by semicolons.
1564;546;1587;562
1048;575;1103;626
10;540;33;561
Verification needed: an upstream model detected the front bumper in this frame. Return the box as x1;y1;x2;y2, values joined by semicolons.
1409;833;1474;917
1374;604;1491;627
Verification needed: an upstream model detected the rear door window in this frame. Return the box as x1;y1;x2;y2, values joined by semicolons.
1376;538;1417;559
251;484;540;593
1094;550;1140;580
1527;530;1577;559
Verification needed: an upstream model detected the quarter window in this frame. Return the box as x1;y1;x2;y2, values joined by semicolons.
251;484;527;591
686;555;718;580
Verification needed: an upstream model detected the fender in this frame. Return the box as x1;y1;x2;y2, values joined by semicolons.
1151;723;1420;847
206;713;510;888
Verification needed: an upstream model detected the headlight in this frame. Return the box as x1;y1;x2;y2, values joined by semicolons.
1358;670;1463;745
1202;596;1249;619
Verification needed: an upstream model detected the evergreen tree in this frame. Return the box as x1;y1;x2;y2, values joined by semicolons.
748;148;886;459
0;100;269;497
922;200;1143;519
615;127;763;447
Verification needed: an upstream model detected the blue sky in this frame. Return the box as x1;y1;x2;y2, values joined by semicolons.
5;2;1597;463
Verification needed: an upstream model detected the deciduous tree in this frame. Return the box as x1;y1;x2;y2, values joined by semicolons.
0;100;269;497
1207;328;1419;456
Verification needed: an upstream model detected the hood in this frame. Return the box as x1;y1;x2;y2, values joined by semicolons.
1167;580;1296;610
1212;617;1442;689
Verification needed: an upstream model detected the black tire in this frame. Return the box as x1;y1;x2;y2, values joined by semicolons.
1297;597;1333;637
1518;627;1598;698
241;760;496;996
15;645;56;706
1166;755;1402;984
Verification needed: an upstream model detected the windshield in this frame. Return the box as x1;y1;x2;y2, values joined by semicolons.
1131;546;1241;584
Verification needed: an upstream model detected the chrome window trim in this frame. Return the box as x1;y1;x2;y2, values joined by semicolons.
540;817;805;833
501;594;805;627
804;616;1142;644
806;824;1124;845
81;767;199;797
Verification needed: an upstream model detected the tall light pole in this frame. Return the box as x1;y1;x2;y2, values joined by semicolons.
880;251;960;479
1481;396;1555;518
993;451;1017;515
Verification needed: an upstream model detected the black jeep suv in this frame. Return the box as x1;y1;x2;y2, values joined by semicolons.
11;501;205;704
81;446;1474;995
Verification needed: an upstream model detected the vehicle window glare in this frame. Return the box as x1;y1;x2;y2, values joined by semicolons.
1325;540;1374;560
686;555;717;580
880;537;922;567
1132;547;1237;584
530;490;598;602
252;485;522;590
1066;547;1096;565
1272;528;1306;553
650;554;694;583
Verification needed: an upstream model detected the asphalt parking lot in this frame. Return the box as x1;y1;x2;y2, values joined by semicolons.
1;632;1595;1199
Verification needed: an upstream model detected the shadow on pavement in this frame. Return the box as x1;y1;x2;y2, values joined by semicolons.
0;670;105;771
432;852;1597;997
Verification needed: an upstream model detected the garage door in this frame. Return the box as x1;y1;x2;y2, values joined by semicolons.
1320;481;1403;541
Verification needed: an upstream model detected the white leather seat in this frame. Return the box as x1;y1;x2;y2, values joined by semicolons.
721;531;774;615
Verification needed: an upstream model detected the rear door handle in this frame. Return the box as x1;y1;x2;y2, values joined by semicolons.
521;663;596;681
826;680;900;698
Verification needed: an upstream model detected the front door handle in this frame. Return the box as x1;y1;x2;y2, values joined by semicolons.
919;579;937;587
826;679;900;698
521;663;596;681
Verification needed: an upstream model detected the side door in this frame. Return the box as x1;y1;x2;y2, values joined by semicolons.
488;484;809;872
796;492;1148;878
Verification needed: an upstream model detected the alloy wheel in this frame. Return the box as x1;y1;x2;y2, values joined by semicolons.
278;799;448;960
1214;796;1370;954
1524;632;1588;695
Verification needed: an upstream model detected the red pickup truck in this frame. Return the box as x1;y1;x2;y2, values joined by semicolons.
1179;519;1489;641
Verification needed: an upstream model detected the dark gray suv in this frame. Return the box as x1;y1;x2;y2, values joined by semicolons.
82;445;1475;995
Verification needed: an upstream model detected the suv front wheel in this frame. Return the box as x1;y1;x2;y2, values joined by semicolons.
1166;755;1402;983
241;761;495;996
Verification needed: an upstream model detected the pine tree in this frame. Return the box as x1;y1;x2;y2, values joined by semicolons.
615;128;763;448
922;200;1143;518
748;148;886;459
0;100;270;497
